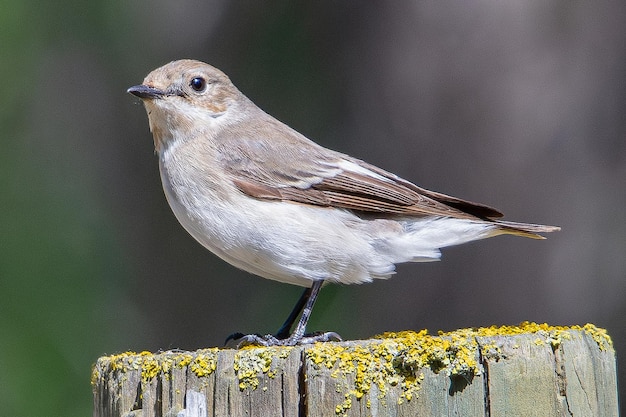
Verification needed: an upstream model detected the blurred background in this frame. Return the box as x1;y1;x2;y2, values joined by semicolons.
1;1;625;415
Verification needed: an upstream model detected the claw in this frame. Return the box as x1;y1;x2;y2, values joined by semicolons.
225;281;341;349
225;331;342;348
298;331;342;345
224;332;243;348
225;333;275;348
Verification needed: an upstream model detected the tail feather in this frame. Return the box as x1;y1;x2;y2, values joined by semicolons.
493;220;561;240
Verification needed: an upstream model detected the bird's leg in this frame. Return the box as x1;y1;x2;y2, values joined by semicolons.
274;285;313;339
279;280;342;345
225;280;341;348
282;280;322;343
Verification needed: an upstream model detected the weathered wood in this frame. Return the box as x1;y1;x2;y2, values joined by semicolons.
92;323;617;417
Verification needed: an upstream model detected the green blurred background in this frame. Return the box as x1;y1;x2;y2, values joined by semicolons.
1;1;625;415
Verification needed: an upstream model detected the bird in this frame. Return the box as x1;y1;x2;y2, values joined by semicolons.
127;59;560;347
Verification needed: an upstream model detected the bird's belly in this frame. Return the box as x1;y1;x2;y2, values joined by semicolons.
158;158;497;288
159;162;391;286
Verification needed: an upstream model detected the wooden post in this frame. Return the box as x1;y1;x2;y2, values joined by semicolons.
92;323;618;417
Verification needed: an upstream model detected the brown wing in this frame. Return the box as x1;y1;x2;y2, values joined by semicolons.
226;155;500;221
218;117;504;220
352;160;504;218
231;167;561;238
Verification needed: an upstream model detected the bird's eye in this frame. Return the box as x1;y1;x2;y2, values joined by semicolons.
190;77;207;92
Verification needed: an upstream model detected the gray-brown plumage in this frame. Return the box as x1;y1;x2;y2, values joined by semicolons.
128;59;559;346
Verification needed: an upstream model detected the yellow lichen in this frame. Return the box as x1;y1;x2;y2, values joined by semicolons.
375;328;481;380
189;349;219;377
306;331;432;414
305;322;613;415
335;394;353;415
480;342;503;361
90;364;101;387
582;323;613;351
234;346;293;390
92;349;218;386
176;353;193;369
140;352;160;381
91;321;613;417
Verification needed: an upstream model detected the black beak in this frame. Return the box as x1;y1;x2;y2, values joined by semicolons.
127;84;165;99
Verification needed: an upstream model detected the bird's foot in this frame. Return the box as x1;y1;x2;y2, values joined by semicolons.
225;331;342;349
297;331;342;345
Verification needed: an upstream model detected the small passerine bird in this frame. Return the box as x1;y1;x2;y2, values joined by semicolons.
128;59;559;347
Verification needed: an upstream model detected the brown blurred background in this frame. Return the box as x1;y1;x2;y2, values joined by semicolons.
1;1;625;415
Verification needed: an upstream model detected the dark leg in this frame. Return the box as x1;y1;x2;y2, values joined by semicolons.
275;285;313;339
283;280;323;344
225;280;341;348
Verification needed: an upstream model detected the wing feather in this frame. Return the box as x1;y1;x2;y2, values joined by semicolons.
219;118;504;220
